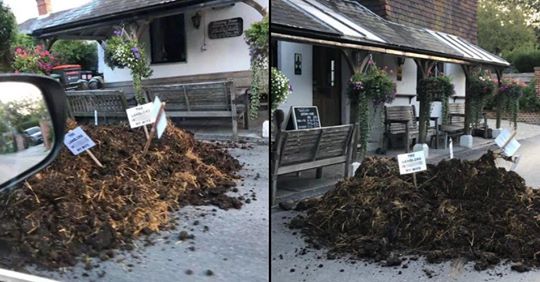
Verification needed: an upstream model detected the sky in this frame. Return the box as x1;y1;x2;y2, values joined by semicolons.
4;0;91;23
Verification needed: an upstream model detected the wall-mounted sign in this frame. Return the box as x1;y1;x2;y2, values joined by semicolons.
208;18;243;39
286;106;321;130
294;53;302;75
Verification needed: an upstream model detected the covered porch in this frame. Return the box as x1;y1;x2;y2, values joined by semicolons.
19;0;268;139
271;0;511;204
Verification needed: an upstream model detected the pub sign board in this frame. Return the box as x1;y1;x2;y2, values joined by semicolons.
208;18;243;39
287;106;321;130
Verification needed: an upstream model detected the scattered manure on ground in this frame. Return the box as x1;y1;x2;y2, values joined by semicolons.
0;120;242;270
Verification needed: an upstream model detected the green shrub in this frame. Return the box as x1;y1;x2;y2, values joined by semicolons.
509;49;540;73
51;40;98;71
519;79;540;112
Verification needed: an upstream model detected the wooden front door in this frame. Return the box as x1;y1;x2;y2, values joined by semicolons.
313;46;341;126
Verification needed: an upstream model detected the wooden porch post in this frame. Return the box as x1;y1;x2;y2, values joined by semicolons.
414;58;436;144
342;49;368;160
40;37;58;50
494;67;504;128
461;65;478;135
239;0;267;16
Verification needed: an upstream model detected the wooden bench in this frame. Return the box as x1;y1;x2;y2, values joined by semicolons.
143;80;247;140
66;90;128;119
271;124;357;205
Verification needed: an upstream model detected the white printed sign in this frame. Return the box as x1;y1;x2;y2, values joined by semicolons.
151;97;167;139
495;128;521;156
397;151;427;175
64;127;96;155
126;103;153;128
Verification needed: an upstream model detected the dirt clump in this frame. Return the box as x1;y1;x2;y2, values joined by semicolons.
291;152;540;271
0;121;242;269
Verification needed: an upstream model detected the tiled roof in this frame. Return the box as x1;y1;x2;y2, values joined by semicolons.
271;0;509;66
270;0;339;36
19;0;215;35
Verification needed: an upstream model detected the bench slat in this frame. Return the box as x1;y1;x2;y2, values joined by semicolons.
277;156;348;175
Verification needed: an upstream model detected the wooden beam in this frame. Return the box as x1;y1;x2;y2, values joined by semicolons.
239;0;267;16
341;49;368;73
413;58;437;144
273;32;475;66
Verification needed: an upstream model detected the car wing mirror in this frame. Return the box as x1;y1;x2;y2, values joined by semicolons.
0;74;66;192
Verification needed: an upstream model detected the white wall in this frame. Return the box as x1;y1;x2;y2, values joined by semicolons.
98;1;267;83
445;63;466;99
276;41;313;113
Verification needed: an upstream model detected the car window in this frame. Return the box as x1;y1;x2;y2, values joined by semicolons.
25;127;40;135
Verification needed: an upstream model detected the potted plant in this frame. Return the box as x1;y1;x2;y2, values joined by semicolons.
349;61;396;157
12;45;56;75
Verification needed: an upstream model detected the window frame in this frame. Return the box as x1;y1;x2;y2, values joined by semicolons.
149;14;188;65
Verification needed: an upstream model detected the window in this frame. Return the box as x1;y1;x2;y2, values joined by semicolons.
150;14;187;64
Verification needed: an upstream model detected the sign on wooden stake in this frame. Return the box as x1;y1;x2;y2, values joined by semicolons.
142;100;167;155
64;126;103;168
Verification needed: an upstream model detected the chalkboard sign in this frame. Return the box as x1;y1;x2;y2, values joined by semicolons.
286;106;321;130
208;18;243;39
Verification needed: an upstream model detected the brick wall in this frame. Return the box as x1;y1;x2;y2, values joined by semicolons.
535;67;540;97
485;111;540;125
358;0;478;43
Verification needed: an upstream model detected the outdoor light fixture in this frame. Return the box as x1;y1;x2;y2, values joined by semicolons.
192;12;201;29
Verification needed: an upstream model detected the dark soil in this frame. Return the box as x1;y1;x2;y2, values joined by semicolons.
0;120;242;270
290;152;540;272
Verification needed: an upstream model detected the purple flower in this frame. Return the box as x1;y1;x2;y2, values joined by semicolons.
113;30;122;36
351;81;365;91
131;47;141;60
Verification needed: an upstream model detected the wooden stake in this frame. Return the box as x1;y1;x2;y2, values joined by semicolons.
412;173;418;188
143;125;150;140
86;150;104;168
143;102;166;155
500;130;517;153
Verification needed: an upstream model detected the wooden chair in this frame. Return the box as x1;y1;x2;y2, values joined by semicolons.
439;103;465;148
384;105;419;152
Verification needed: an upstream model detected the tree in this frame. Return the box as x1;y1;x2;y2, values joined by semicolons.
51;40;98;71
0;0;16;70
477;0;537;58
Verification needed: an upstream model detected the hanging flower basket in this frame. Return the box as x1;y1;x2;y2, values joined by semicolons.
104;28;153;104
496;79;525;128
417;75;454;102
467;72;496;100
270;67;291;111
348;64;396;105
348;62;396;157
417;74;455;143
466;70;496;129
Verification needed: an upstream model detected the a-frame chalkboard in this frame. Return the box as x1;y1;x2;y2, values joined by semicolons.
285;106;321;130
